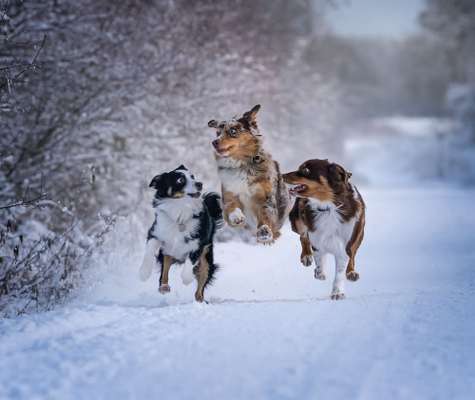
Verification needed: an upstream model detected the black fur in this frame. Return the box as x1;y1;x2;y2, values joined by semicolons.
187;192;223;290
192;244;218;289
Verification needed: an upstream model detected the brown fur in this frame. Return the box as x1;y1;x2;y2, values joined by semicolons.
345;202;365;280
284;159;365;281
194;245;210;302
283;173;335;204
209;105;290;244
222;189;244;226
158;255;173;294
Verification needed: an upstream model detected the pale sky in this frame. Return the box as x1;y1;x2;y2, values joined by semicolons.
326;0;426;38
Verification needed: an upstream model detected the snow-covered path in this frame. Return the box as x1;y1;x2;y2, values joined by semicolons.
1;188;475;400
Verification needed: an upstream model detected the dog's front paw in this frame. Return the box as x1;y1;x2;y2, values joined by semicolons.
330;288;345;300
346;271;360;281
159;284;171;294
301;254;313;267
256;224;274;244
314;268;326;280
228;208;246;227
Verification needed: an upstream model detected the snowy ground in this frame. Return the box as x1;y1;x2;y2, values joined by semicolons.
1;186;475;400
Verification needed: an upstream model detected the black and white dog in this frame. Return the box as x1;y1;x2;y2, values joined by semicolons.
139;165;223;302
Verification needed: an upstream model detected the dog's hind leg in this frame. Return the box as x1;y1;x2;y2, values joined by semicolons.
345;214;365;282
254;202;276;244
139;238;161;281
193;244;218;303
159;254;173;294
193;245;210;303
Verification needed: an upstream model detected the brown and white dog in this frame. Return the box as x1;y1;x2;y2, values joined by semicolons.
283;159;365;300
208;105;290;244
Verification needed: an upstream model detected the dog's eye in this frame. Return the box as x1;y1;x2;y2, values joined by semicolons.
301;167;310;176
177;177;185;184
229;127;238;136
191;175;195;179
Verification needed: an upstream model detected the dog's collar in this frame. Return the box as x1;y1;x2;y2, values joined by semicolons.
217;154;263;171
252;154;264;164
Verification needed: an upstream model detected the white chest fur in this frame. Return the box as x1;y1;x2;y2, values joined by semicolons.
219;166;249;195
151;197;201;261
218;163;258;228
307;199;357;259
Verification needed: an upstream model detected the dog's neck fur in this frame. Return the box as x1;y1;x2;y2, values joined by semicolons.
304;182;362;224
153;196;201;224
216;149;271;176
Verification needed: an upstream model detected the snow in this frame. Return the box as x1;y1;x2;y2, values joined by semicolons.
345;117;475;186
1;187;475;400
373;116;456;137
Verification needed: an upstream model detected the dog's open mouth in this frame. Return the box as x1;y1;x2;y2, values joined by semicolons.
188;192;201;198
288;184;307;196
215;146;233;156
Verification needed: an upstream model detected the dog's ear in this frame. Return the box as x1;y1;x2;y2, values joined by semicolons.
208;120;218;128
176;164;187;171
149;174;163;189
242;104;261;122
150;173;171;197
329;163;350;185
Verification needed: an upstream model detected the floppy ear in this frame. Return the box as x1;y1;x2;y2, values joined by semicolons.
329;163;349;185
242;104;261;122
149;174;163;189
208;120;218;128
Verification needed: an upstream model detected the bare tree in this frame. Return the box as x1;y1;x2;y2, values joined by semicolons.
1;0;340;316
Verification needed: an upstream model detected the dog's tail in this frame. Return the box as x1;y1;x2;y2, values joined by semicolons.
203;192;224;229
139;238;160;281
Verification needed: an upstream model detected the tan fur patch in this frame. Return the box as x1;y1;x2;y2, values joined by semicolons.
251;178;278;236
194;245;210;302
283;172;335;203
161;255;173;286
222;189;244;224
215;131;259;161
346;210;365;279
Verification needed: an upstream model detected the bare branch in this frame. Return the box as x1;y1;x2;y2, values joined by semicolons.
0;193;47;210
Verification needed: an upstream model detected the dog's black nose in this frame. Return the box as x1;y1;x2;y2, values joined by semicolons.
212;140;219;149
196;182;203;191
